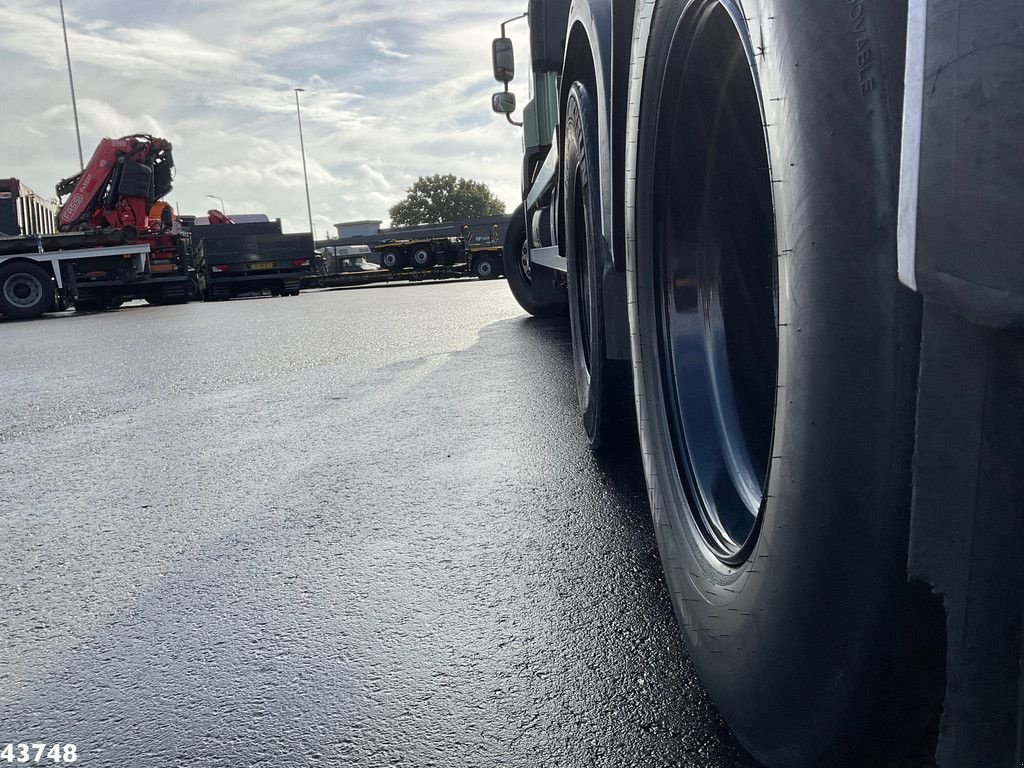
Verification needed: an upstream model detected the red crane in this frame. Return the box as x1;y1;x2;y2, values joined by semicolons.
56;134;174;239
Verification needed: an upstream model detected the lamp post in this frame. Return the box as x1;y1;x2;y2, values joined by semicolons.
59;0;84;170
204;194;226;213
294;88;315;237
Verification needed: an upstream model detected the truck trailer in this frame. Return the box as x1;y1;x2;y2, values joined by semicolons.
190;220;314;301
491;2;1024;766
372;235;504;280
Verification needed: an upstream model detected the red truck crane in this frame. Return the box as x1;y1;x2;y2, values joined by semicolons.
54;134;193;309
57;134;174;235
0;134;193;319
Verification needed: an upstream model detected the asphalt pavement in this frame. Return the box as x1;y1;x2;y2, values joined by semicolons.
0;281;758;767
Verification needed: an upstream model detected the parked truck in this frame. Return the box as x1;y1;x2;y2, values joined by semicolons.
0;135;191;319
189;219;314;301
491;2;1024;766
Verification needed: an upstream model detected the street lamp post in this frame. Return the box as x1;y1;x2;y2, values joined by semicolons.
204;194;226;213
294;88;315;238
59;0;84;170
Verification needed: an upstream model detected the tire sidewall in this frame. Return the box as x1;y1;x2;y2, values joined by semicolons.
0;262;55;319
563;83;606;441
626;0;932;763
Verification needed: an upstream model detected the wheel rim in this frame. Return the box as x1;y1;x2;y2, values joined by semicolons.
572;163;593;371
384;253;397;268
478;260;492;277
519;239;532;283
414;250;429;265
653;2;778;563
4;272;43;309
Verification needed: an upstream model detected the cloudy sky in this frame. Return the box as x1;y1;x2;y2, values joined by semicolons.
0;0;531;237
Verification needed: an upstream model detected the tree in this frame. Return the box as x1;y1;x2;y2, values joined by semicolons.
388;174;506;227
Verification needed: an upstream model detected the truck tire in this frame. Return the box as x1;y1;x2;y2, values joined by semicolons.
0;261;55;320
412;247;434;268
381;250;405;271
502;205;566;317
563;82;635;452
626;2;943;766
474;255;499;280
149;285;189;306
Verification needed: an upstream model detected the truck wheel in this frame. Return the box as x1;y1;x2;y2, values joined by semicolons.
626;2;943;766
474;255;499;280
502;205;566;317
563;82;634;452
0;261;55;320
381;251;405;271
412;248;434;268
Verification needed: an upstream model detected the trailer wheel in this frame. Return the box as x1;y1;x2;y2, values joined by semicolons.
0;261;55;320
626;2;943;766
502;205;567;317
474;255;500;280
411;248;434;268
381;250;405;271
563;82;635;451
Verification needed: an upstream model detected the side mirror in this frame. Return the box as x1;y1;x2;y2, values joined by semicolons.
492;38;515;83
492;92;517;115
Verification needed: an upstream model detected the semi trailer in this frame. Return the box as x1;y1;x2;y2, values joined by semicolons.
371;235;504;280
302;234;505;290
491;2;1024;766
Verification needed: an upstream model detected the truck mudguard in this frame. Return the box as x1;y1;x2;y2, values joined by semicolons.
900;0;1024;327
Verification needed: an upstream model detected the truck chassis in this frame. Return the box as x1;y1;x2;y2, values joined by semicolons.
0;238;152;319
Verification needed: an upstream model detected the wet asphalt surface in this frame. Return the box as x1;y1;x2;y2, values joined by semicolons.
0;281;759;767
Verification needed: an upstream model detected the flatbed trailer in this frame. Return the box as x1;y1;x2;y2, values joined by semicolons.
371;236;504;279
302;265;478;290
0;232;151;319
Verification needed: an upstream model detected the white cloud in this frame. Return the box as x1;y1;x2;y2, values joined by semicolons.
368;37;409;59
0;0;532;237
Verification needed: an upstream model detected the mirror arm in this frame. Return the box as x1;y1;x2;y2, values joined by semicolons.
500;11;528;38
505;113;524;128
